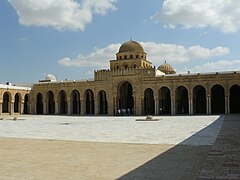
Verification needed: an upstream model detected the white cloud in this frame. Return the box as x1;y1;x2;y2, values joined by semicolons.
143;42;229;64
58;42;229;69
8;0;117;31
191;60;240;73
58;43;120;68
152;0;240;33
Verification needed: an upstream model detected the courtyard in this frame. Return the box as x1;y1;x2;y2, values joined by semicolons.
0;115;223;145
0;115;229;179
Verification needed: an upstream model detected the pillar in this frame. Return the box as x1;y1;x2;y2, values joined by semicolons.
95;100;99;115
80;98;85;115
188;96;193;115
21;101;24;114
34;102;37;114
141;97;144;115
225;95;229;114
0;101;2;115
154;96;159;115
171;95;175;115
206;95;211;115
43;100;46;114
67;98;71;115
54;99;58;115
10;100;14;115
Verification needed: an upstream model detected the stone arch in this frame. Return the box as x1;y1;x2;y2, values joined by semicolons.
117;81;134;115
123;63;128;69
144;88;154;115
36;93;43;114
98;90;108;115
23;94;30;114
115;64;119;69
84;89;94;115
175;86;189;114
14;93;21;113
211;84;225;114
58;90;67;115
71;90;80;115
47;91;55;114
2;92;11;113
230;85;240;114
193;85;206;114
159;86;171;114
132;63;137;68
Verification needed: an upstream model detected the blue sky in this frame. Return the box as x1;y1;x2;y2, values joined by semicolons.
1;0;240;84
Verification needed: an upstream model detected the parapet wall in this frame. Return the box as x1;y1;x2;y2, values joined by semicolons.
94;67;156;81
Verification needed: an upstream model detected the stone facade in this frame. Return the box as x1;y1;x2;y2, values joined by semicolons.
0;84;31;115
1;40;240;116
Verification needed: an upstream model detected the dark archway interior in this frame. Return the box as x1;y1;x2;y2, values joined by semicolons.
119;81;134;114
36;93;43;114
144;88;155;115
86;90;94;114
24;94;29;114
99;91;108;115
59;91;67;115
72;90;80;114
2;93;10;113
176;86;189;114
230;85;240;114
14;94;20;113
193;86;206;114
159;87;171;114
211;85;225;114
48;91;55;114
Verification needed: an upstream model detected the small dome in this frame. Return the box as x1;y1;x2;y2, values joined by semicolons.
45;74;56;82
158;61;176;74
118;40;144;53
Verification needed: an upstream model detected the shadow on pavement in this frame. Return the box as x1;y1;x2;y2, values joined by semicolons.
118;116;224;180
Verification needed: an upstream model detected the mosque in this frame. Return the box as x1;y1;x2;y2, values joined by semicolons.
1;40;240;116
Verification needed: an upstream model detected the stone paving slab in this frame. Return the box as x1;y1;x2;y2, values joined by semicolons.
198;115;240;180
0;137;174;180
0;115;223;145
0;115;229;179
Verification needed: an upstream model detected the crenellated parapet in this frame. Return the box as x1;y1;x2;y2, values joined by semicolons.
94;67;156;81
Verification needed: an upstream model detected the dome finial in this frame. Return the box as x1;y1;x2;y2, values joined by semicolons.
165;60;167;63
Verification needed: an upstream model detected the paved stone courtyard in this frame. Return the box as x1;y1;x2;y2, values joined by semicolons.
0;115;222;145
0;115;239;179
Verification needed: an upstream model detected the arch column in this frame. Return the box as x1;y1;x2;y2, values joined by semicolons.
80;97;85;115
67;98;71;115
95;99;99;115
21;100;24;114
10;100;14;115
34;101;37;114
206;94;211;114
43;100;47;114
188;95;193;115
54;98;58;115
0;100;2;115
133;93;137;115
171;94;175;115
113;94;117;115
225;94;230;114
154;96;159;115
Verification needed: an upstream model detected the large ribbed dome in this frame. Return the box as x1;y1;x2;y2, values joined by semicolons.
119;40;144;53
158;61;176;74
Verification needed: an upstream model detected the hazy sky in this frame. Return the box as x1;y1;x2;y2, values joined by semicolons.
1;0;240;83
